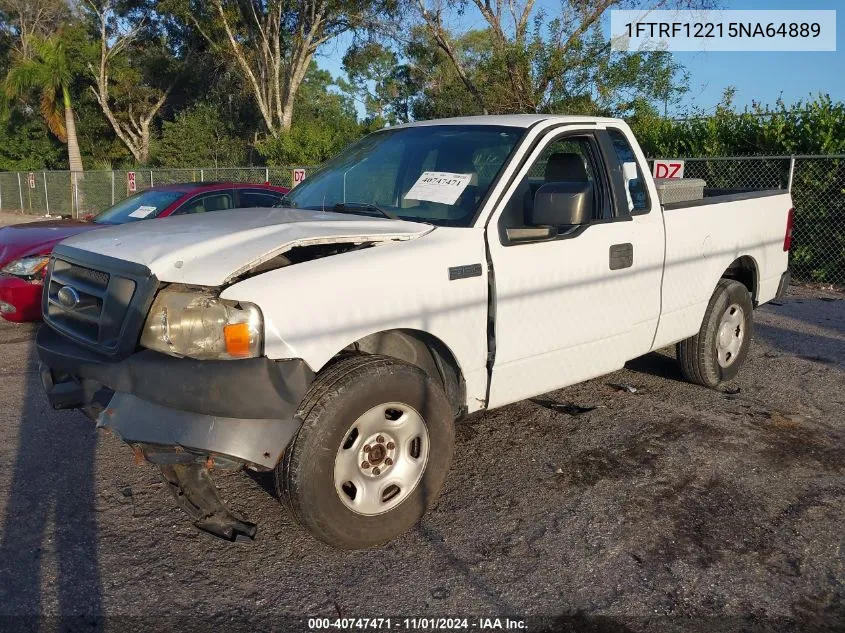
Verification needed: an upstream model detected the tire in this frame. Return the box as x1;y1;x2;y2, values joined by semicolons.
677;278;754;388
275;354;455;549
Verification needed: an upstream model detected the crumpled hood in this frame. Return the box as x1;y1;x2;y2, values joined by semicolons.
56;207;434;286
0;220;101;266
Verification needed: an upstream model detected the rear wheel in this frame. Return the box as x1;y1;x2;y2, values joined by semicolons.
275;354;454;549
677;279;753;388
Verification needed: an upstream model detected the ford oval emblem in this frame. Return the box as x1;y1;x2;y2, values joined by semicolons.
57;286;81;310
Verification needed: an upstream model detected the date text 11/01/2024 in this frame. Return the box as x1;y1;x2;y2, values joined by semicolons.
307;618;527;630
623;21;821;39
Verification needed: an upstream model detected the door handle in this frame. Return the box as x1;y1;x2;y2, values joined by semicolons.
609;243;633;270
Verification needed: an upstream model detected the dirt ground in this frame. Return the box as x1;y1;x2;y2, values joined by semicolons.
0;274;843;632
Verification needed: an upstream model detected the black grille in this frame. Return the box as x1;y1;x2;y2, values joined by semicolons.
43;249;158;358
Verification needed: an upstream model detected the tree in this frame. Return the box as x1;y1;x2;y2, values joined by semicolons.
404;27;501;120
410;0;709;117
258;62;363;164
4;33;83;171
163;0;397;136
83;0;181;164
154;102;246;167
0;107;64;169
342;41;416;125
0;0;68;59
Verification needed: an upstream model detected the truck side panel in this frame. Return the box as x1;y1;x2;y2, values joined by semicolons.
651;193;791;350
221;227;492;413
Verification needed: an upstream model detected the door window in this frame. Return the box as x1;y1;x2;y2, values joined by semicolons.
237;190;285;208
499;133;609;234
174;192;234;215
606;129;650;213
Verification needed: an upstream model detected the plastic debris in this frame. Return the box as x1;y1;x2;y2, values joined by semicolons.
609;383;638;394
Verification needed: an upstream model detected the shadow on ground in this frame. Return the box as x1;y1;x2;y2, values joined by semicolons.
0;337;103;629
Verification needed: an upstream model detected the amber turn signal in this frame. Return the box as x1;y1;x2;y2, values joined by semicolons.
224;322;252;358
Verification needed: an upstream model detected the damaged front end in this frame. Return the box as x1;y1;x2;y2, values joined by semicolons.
38;323;314;541
36;246;319;542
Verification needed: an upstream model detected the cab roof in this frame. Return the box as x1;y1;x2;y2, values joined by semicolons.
392;114;624;129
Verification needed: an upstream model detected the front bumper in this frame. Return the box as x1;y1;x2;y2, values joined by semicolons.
0;274;43;322
36;325;314;470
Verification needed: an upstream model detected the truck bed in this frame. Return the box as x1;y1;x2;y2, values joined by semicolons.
653;190;792;350
663;188;787;210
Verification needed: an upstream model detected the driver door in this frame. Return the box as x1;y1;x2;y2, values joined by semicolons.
486;127;664;408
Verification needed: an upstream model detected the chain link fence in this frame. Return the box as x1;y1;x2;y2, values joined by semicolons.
2;156;844;285
648;155;845;287
0;166;316;219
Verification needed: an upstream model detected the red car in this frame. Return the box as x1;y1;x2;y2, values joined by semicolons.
0;181;289;322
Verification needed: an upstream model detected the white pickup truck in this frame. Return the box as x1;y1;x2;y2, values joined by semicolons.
37;115;793;548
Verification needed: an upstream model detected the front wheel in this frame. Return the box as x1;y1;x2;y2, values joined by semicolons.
275;354;454;549
677;278;754;388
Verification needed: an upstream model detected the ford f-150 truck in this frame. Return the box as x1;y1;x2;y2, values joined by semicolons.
36;115;793;549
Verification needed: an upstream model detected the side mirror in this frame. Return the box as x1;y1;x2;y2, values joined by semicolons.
530;181;593;226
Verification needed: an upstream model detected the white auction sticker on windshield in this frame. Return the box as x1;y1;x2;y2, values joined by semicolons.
405;172;473;205
128;205;157;219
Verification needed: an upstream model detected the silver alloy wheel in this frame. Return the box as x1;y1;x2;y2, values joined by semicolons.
334;402;430;516
716;303;745;368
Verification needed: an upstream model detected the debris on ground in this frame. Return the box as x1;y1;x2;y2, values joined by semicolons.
608;383;639;394
530;398;599;415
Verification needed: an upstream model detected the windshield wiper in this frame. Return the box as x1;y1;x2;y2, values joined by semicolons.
330;202;399;220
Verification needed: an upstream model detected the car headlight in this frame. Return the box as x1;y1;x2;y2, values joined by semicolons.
2;255;50;278
140;288;263;360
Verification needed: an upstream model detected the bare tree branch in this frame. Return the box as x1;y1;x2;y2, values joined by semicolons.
84;0;176;163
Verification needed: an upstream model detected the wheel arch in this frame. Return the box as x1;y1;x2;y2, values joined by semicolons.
721;255;759;305
326;328;466;419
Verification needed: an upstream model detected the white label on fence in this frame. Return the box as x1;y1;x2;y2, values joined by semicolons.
404;171;473;205
28;172;35;189
127;171;137;192
653;160;685;179
128;205;156;219
292;168;306;187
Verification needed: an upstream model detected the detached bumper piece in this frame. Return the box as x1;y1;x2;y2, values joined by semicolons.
160;464;257;542
775;269;791;301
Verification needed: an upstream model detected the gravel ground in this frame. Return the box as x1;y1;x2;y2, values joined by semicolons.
0;285;843;633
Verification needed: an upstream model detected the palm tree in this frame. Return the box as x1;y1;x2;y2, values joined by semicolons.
4;35;83;172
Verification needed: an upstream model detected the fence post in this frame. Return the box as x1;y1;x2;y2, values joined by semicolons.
200;168;204;182
265;167;269;183
0;175;3;211
111;171;115;205
787;156;796;192
43;172;50;216
73;173;80;219
17;172;23;212
150;170;154;187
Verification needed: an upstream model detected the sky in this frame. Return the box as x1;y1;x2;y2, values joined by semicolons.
315;0;843;119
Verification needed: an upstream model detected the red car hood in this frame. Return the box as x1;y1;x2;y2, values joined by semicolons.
0;219;103;266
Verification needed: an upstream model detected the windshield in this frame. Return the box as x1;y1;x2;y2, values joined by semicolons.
283;125;524;227
94;190;185;225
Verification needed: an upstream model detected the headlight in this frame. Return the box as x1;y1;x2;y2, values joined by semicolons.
2;255;49;278
140;288;263;360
